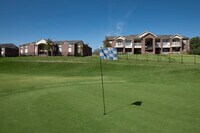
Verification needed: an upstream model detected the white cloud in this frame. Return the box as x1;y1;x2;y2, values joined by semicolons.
115;22;124;35
106;9;134;36
125;10;133;18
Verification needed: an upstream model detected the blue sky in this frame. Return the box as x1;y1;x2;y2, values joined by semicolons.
0;0;200;50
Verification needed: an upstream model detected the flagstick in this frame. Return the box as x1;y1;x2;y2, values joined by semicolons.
100;57;106;115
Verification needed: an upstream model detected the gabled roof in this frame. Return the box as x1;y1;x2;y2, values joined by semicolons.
114;36;126;40
106;35;133;41
0;43;18;49
53;40;84;45
20;42;36;46
171;34;183;39
36;39;47;45
135;31;157;38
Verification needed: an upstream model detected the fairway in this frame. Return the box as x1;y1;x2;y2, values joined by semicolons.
0;56;200;133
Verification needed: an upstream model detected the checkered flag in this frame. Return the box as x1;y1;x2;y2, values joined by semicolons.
100;47;118;60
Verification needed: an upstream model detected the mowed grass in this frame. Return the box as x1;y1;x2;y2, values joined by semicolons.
119;54;200;64
0;56;200;133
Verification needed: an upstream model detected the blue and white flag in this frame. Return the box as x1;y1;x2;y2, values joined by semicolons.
100;48;118;60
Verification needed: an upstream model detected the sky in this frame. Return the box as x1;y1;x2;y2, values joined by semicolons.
0;0;200;50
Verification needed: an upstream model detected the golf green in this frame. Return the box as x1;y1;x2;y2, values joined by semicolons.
0;56;200;133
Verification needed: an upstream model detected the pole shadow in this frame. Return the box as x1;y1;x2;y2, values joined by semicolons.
105;101;142;115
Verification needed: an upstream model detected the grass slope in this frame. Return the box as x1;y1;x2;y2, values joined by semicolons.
0;56;200;133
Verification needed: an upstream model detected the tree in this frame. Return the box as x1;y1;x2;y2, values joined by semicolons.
93;47;101;55
190;36;200;55
103;39;112;47
46;39;54;56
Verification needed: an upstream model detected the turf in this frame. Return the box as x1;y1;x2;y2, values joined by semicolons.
0;56;200;133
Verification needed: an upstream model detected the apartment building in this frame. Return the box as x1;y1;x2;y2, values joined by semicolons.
19;39;92;56
105;31;190;54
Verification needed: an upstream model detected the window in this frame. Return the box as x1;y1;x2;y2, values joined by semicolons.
1;48;5;55
163;39;170;42
59;45;62;52
25;46;28;53
134;40;141;46
35;46;37;53
163;48;170;52
20;47;23;54
117;41;122;46
125;40;132;45
68;44;72;52
68;48;72;52
78;45;82;53
173;38;179;42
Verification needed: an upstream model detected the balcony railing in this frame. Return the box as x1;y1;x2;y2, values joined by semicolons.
134;43;142;48
156;42;161;47
115;43;124;47
163;42;170;48
125;43;132;45
172;42;181;47
125;43;132;48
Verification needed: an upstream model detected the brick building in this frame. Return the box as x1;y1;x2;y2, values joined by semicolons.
0;43;19;57
19;39;92;56
105;31;190;54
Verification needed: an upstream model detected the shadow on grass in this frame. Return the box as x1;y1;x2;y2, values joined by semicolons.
131;101;142;106
106;101;142;115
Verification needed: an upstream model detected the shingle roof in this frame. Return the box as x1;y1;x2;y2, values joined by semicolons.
157;35;189;39
106;35;134;40
53;40;83;45
20;43;31;46
0;43;18;49
20;40;85;46
106;34;189;40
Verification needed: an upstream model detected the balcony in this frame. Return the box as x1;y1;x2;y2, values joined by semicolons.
172;42;181;47
163;42;170;48
115;43;124;48
156;42;161;48
125;43;132;48
134;43;142;48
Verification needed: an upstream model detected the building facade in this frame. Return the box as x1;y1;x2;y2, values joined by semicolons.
0;43;19;57
105;31;190;54
19;39;92;56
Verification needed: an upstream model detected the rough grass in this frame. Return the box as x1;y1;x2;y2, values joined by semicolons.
0;56;200;133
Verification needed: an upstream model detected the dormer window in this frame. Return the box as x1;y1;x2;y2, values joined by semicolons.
117;40;122;46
